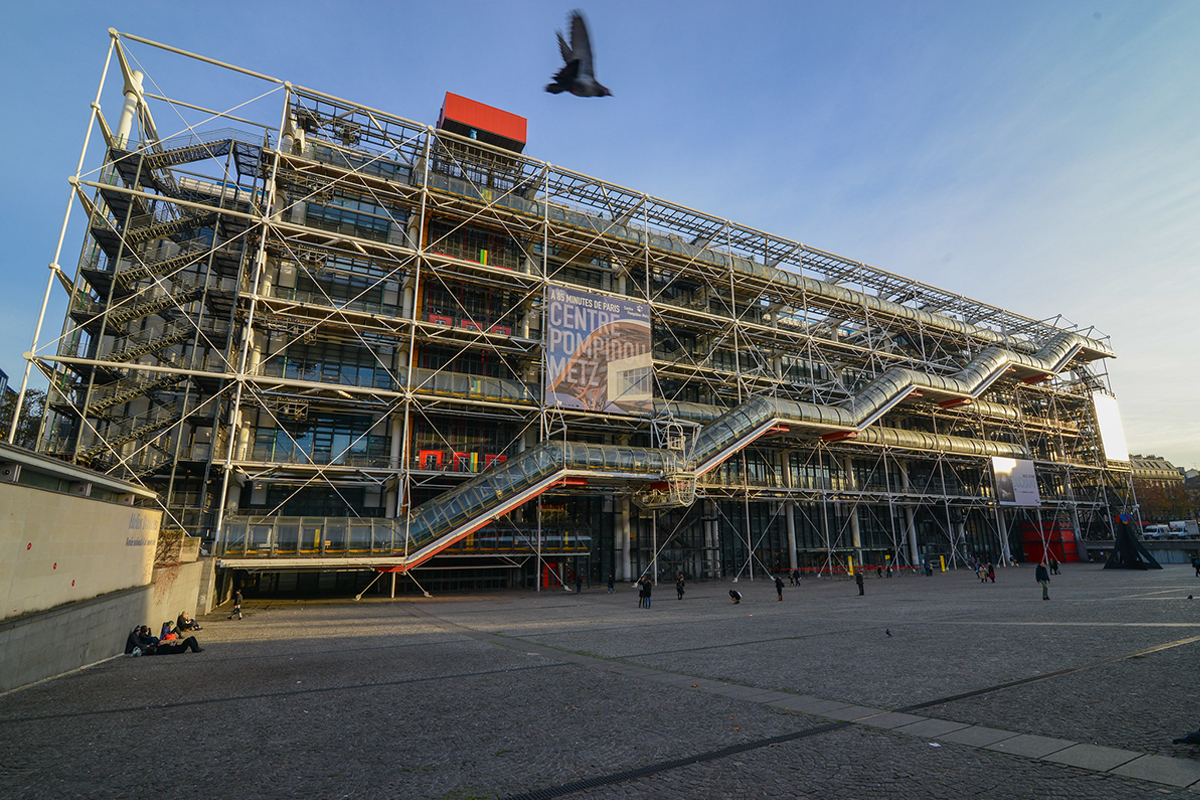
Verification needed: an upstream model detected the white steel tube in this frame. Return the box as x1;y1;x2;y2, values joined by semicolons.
10;38;116;445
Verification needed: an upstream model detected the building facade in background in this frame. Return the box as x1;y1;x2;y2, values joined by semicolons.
25;32;1138;590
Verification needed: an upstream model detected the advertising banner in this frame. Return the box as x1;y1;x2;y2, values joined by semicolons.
1091;392;1130;462
545;285;652;414
992;457;1041;506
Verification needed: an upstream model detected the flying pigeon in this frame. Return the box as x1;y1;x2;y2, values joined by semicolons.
546;10;612;97
1173;728;1200;745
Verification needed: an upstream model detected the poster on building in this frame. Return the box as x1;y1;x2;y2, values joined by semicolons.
1091;392;1130;462
545;285;652;414
991;457;1041;506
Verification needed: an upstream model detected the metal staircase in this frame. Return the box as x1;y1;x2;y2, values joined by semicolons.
100;285;204;327
101;325;194;364
79;405;186;462
84;370;189;417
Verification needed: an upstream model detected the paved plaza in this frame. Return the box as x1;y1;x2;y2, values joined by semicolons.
3;562;1200;798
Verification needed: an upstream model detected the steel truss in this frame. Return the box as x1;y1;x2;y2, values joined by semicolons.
19;30;1134;584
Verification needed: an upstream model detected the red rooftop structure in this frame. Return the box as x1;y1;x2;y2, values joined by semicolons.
437;92;526;153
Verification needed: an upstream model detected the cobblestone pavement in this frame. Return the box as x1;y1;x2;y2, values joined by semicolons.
2;562;1199;798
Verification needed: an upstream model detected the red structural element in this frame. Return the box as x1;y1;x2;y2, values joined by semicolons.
438;92;527;153
821;431;858;443
460;320;483;331
765;425;790;435
488;324;512;336
1022;374;1050;385
939;398;971;409
909;390;924;398
417;449;444;470
1019;522;1078;563
484;454;507;470
428;314;453;326
553;477;588;488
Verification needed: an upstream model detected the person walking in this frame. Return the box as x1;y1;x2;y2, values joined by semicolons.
575;572;583;594
775;575;785;601
792;568;801;586
643;578;652;609
855;571;865;596
637;577;646;608
607;572;615;593
1049;556;1060;576
987;562;995;583
676;574;685;600
1192;556;1199;578
1036;560;1051;600
229;589;243;620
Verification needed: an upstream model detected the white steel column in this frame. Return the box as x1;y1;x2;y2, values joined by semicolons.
114;69;143;147
10;37;117;446
783;449;797;571
844;455;862;565
385;413;402;518
900;460;919;566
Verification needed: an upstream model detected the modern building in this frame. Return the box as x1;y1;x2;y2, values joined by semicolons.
24;30;1138;592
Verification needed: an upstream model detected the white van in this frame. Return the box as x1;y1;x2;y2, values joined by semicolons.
1143;524;1170;539
1168;520;1198;538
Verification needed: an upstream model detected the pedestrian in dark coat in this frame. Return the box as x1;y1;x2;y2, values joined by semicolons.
229;589;243;620
643;578;652;609
1036;561;1050;600
607;572;615;593
775;575;784;601
676;574;685;600
855;571;865;596
637;577;646;608
987;562;995;583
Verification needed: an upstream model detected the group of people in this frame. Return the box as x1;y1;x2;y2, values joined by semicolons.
973;561;997;583
636;576;653;608
125;611;204;656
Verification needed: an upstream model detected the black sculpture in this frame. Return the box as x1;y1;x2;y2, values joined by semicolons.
1103;517;1162;570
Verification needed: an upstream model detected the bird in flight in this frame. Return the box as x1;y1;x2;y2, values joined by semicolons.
546;10;612;97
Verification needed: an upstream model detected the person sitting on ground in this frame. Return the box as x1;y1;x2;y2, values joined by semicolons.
150;634;203;654
729;589;742;604
160;622;175;640
177;611;202;632
126;625;159;655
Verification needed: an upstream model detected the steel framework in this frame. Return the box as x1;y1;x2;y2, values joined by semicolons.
17;30;1136;588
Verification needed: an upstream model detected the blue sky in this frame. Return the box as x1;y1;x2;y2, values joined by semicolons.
2;1;1197;469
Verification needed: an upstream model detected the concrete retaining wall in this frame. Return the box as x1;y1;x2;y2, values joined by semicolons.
1;482;161;619
0;559;217;693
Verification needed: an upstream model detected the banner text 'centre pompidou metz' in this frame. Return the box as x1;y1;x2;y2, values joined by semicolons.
545;286;652;415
